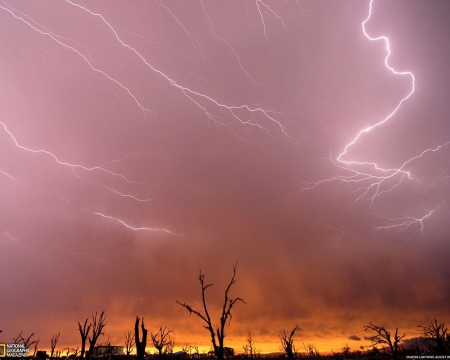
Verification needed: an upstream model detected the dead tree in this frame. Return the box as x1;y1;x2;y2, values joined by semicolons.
135;316;148;360
243;332;255;359
12;331;39;356
50;333;60;358
279;325;299;360
419;318;450;354
87;311;107;359
32;338;40;357
165;336;175;355
78;318;92;358
65;347;79;358
177;264;245;360
192;345;199;357
364;322;405;360
12;331;38;348
151;326;174;358
341;344;351;358
124;330;135;356
303;343;319;357
182;344;192;354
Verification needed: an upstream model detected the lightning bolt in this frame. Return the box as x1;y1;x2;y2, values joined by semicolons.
255;0;287;42
88;211;181;236
0;1;290;238
0;119;164;233
0;2;153;115
302;0;450;236
64;0;292;139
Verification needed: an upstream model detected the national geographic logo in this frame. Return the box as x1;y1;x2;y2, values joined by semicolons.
1;343;29;357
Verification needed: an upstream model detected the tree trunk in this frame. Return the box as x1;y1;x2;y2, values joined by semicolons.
135;317;147;360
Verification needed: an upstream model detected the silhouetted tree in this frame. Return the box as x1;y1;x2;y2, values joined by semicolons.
124;330;135;356
12;331;39;356
279;325;299;360
12;331;38;347
419;318;450;355
303;342;319;357
182;344;192;355
135;316;148;360
50;333;60;358
341;344;351;358
78;318;92;358
151;326;174;358
364;322;405;360
243;332;255;359
65;347;79;358
177;264;245;360
165;336;175;355
32;337;40;356
191;345;200;357
87;311;107;360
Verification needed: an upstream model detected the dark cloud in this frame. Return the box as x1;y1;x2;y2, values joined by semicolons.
348;335;361;341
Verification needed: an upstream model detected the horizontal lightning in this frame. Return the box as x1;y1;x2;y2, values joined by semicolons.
0;0;291;239
373;202;444;235
89;211;181;235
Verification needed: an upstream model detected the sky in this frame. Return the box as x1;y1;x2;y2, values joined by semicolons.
1;0;450;355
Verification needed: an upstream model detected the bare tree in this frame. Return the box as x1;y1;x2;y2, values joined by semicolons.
418;318;450;355
341;344;351;358
32;338;40;357
87;311;107;360
151;326;174;358
191;345;200;357
177;264;245;360
164;336;175;355
135;316;148;360
12;331;39;356
65;347;80;358
279;326;299;360
50;332;60;358
12;331;38;348
303;343;319;357
364;322;405;360
124;330;135;356
243;332;255;359
78;318;92;359
182;344;192;354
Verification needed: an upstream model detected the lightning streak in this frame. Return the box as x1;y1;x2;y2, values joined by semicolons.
89;211;180;236
64;0;291;138
0;121;141;186
255;0;286;42
0;1;290;237
0;3;152;115
302;0;449;235
337;0;415;167
199;0;269;97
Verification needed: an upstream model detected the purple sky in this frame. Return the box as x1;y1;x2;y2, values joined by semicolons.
1;0;450;354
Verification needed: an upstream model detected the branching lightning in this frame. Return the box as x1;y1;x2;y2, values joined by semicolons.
0;0;290;238
301;0;449;236
3;0;446;242
64;0;292;138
